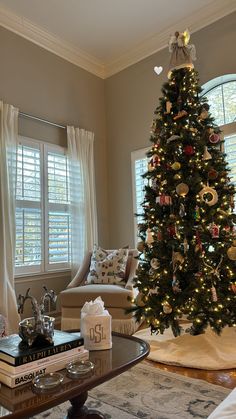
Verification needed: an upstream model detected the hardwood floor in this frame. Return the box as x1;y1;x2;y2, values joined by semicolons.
139;320;236;390
143;359;236;390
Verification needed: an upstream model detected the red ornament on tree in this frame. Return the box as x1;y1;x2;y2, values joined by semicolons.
209;133;220;144
167;224;177;238
210;223;220;238
156;194;172;205
208;168;218;180
184;145;195;156
231;284;236;294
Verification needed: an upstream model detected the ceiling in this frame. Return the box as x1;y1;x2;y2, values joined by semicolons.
0;0;236;78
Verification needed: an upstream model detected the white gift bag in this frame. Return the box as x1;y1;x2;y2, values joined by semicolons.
81;297;112;350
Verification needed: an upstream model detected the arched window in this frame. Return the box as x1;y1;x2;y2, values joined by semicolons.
202;75;236;199
202;75;236;126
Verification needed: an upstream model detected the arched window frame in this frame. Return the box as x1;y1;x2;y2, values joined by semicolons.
202;75;236;208
202;74;236;139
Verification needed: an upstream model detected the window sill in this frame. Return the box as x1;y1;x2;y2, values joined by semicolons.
15;270;71;283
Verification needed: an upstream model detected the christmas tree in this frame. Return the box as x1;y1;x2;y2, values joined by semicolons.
133;30;236;336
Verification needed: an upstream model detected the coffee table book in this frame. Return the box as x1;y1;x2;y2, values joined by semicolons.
0;330;83;366
0;344;85;374
0;349;89;388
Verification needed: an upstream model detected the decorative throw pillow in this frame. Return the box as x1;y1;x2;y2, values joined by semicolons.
86;246;129;285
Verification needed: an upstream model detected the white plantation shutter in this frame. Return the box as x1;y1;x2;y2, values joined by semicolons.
224;133;236;209
15;138;71;275
46;148;71;269
15;142;42;273
15;208;41;268
48;211;71;264
131;148;149;244
134;158;148;224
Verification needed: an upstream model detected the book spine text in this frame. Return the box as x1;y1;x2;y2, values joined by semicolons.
0;351;88;388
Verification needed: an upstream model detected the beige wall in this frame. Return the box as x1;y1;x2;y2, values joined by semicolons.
0;26;109;314
105;11;236;248
0;12;236;314
0;26;109;246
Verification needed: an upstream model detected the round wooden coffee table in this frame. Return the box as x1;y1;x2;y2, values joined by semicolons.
0;332;150;418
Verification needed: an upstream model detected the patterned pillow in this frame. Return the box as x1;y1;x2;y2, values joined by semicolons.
86;246;129;285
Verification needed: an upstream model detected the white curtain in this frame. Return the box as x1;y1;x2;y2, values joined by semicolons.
67;126;98;278
0;101;21;334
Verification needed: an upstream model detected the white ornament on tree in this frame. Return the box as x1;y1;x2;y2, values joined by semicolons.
199;185;218;206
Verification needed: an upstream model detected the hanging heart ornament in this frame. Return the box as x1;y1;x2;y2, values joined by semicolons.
154;66;163;75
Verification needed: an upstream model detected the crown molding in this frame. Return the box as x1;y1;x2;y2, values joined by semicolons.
0;0;236;80
0;5;106;79
104;0;236;78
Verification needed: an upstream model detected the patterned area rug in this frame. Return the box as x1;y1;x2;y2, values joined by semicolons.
33;362;230;419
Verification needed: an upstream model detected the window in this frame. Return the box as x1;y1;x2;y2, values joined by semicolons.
202;75;236;209
131;148;149;244
15;137;71;275
131;76;236;243
202;76;236;126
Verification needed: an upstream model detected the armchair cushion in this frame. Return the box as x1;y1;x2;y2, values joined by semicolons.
86;246;128;285
60;284;135;309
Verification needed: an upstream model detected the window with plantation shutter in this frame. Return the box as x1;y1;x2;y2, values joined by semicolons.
15;137;71;275
46;148;71;270
15;141;42;274
202;76;236;213
224;133;236;209
131;148;149;244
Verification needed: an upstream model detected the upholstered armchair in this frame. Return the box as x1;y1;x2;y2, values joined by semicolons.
60;248;141;335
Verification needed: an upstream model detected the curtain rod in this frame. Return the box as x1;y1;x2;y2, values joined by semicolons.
19;111;66;130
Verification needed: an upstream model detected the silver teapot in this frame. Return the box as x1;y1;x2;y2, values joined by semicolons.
17;287;57;347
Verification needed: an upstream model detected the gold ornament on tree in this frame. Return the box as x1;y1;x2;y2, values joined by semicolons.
176;182;189;197
162;302;172;314
171;161;181;170
166;100;172;114
202;146;212;161
227;245;236;261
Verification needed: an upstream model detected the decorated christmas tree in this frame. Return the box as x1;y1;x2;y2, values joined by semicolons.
133;30;236;336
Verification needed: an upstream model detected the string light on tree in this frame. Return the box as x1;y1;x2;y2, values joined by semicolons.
131;28;236;337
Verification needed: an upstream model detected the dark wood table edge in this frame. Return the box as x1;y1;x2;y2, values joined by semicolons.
1;332;150;419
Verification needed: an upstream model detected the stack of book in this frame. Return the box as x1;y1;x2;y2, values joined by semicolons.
0;330;88;388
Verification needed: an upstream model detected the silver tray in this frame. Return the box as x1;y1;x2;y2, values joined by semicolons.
66;360;95;378
32;372;64;391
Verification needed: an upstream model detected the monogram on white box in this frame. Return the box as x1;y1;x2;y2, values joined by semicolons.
81;297;112;350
